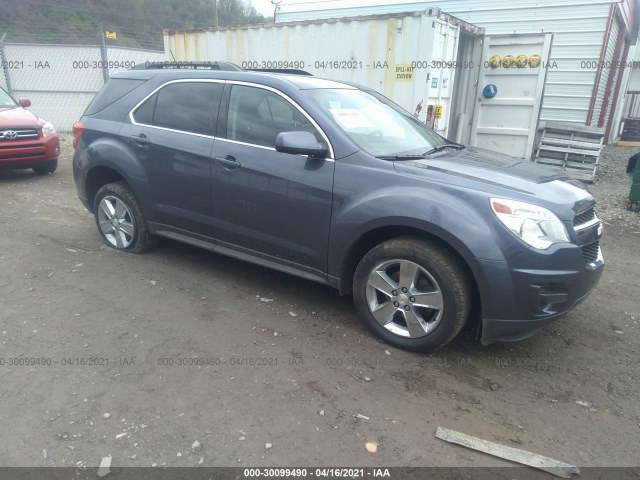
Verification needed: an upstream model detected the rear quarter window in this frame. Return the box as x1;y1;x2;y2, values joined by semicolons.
132;81;224;136
84;78;146;115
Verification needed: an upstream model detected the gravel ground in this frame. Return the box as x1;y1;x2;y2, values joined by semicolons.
591;144;640;231
0;137;638;475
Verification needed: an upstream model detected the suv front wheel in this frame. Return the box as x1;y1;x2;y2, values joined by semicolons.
353;237;472;353
93;181;158;253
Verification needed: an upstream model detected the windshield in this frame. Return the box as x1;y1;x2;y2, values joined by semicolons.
0;87;18;108
303;88;447;157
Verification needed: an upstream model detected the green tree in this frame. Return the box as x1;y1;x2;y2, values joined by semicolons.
0;0;267;48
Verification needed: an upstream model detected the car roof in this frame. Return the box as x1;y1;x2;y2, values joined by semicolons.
110;69;357;91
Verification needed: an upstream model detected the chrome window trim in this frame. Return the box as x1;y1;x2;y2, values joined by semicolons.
214;137;335;162
128;78;335;160
216;137;277;152
128;79;224;139
221;80;335;160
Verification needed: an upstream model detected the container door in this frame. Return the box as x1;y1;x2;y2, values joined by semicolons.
469;33;553;159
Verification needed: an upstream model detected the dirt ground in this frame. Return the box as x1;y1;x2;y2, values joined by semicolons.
0;137;639;473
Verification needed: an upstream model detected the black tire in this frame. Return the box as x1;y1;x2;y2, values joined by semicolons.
353;236;472;353
93;181;158;253
33;159;58;174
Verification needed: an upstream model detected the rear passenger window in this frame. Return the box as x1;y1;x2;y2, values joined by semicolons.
226;85;320;148
132;82;223;136
85;78;146;115
133;93;156;125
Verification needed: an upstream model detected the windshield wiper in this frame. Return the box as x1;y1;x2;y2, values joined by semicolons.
375;154;428;160
423;143;465;156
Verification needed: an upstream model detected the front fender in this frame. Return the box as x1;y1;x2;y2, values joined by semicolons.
330;185;514;274
327;170;528;313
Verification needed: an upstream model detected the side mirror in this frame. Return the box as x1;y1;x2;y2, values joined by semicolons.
19;98;31;108
275;131;328;157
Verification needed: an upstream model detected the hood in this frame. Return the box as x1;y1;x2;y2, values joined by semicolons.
393;146;593;213
0;106;42;128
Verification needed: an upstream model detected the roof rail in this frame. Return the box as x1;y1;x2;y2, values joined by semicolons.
248;68;313;76
131;61;244;71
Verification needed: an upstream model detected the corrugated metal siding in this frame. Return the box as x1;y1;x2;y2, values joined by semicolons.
591;14;621;126
277;0;616;125
602;35;627;139
277;0;618;20
625;93;640;117
628;43;640;92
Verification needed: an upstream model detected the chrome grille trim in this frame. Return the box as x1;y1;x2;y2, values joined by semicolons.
0;129;40;140
573;207;599;231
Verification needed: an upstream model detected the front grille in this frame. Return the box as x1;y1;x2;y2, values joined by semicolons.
0;129;40;141
0;142;42;150
574;208;596;227
581;241;600;264
0;152;46;160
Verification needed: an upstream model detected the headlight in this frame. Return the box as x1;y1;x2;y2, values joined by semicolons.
490;198;569;250
41;122;56;138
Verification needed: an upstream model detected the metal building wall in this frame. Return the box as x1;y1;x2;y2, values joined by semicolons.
276;0;617;126
590;12;622;127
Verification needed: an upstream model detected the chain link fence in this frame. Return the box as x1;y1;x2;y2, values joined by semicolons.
0;42;166;131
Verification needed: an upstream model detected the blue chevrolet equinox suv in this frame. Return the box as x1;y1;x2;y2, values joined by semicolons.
72;69;604;352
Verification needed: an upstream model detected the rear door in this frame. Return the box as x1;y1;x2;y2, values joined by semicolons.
209;83;335;277
123;80;224;234
469;33;553;159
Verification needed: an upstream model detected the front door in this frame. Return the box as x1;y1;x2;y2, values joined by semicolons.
209;83;335;275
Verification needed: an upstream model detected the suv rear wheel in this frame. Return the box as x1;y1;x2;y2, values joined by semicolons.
93;181;158;253
353;237;472;352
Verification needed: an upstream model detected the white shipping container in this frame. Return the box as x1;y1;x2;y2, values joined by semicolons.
164;10;553;160
165;10;483;138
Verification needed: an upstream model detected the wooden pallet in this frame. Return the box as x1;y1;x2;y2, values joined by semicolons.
533;122;604;183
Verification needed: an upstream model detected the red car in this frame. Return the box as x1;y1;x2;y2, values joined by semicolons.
0;86;60;174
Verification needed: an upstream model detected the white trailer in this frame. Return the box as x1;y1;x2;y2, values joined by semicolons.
164;9;553;160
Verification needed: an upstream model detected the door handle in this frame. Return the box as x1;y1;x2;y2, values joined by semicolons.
130;134;150;145
214;155;241;170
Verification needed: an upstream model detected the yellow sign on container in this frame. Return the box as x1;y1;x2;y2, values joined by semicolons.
394;64;414;82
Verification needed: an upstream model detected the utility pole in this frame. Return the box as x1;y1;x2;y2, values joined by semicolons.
99;22;109;84
271;0;282;22
213;0;219;27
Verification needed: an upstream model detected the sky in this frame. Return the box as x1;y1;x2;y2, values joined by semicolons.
250;0;333;17
251;0;281;17
249;0;417;18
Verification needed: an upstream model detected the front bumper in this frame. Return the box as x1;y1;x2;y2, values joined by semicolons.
475;241;604;345
0;134;60;170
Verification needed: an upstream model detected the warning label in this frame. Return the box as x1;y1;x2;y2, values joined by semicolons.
395;64;414;82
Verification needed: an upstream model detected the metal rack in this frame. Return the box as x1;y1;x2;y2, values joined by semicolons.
533;122;605;183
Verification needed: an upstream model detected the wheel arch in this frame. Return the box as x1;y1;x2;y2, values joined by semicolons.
337;225;481;322
81;137;150;214
85;166;127;213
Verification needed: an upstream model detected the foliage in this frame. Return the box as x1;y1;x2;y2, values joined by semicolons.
0;0;267;49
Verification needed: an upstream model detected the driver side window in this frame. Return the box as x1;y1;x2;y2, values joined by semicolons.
226;85;320;148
